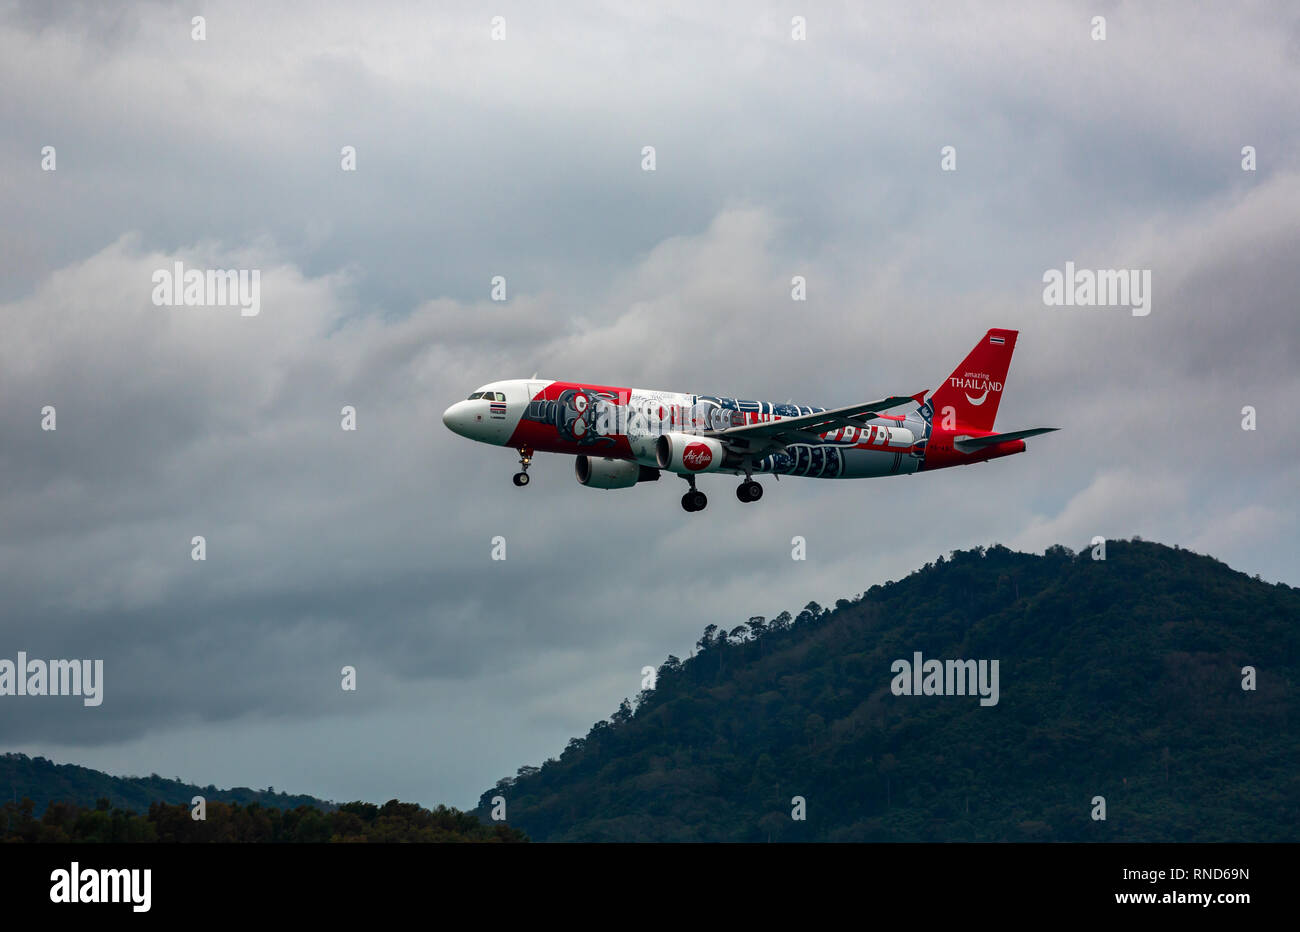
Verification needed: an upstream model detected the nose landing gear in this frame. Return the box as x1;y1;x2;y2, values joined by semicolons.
513;445;534;487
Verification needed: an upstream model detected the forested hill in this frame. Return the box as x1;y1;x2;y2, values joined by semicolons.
0;752;333;815
0;753;526;842
477;540;1300;842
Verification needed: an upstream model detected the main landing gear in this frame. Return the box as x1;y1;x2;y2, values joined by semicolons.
680;475;763;511
680;474;708;512
512;445;534;487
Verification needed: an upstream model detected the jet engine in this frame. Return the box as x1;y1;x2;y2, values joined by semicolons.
575;455;660;489
655;433;742;473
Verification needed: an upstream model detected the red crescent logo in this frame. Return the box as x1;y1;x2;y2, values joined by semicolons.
682;442;713;471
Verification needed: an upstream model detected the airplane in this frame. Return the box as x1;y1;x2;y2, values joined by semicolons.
442;328;1058;512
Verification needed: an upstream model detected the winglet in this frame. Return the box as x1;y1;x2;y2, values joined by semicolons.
909;390;927;406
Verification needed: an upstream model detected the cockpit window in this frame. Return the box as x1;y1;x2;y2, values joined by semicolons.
492;392;506;401
467;392;484;400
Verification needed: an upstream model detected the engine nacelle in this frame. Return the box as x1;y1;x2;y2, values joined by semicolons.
655;433;742;474
575;455;660;489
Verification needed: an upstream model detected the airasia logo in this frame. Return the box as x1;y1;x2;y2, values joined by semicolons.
681;442;713;470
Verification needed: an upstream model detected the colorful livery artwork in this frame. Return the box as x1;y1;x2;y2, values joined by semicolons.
442;329;1058;512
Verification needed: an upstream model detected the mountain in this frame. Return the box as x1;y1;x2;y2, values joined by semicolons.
475;540;1300;841
0;752;333;815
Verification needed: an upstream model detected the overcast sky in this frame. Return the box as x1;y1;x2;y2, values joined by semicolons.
2;0;1297;810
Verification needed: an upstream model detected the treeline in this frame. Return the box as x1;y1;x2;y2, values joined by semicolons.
478;539;1300;842
0;752;331;816
1;797;527;843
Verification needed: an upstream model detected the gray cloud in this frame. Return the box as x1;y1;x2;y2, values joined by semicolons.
1;0;1297;808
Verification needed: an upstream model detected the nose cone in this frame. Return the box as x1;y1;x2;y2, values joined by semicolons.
442;401;473;437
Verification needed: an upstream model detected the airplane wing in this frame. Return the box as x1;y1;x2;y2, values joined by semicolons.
954;427;1059;453
704;395;918;453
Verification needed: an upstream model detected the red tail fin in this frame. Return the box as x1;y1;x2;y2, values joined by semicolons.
928;329;1018;433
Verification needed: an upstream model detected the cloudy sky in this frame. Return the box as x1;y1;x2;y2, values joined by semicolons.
2;0;1297;809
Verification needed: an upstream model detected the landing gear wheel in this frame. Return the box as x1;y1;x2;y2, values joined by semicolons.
514;445;534;487
679;473;707;512
681;490;707;512
737;480;763;502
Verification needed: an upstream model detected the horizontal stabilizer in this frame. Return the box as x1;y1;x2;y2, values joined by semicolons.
954;427;1059;453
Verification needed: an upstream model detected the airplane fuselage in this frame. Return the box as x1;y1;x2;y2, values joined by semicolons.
440;329;1053;510
442;378;1026;479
